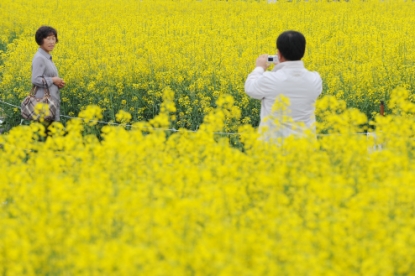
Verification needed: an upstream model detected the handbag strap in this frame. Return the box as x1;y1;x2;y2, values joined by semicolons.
41;77;51;97
29;77;51;97
29;85;37;96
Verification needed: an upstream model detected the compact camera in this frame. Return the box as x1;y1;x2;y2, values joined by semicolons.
267;55;279;63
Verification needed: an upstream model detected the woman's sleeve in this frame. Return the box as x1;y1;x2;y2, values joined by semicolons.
31;56;53;87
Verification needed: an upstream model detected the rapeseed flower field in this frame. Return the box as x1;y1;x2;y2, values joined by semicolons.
1;0;415;275
1;0;415;128
2;88;415;275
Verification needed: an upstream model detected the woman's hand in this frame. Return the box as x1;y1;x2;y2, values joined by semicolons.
52;77;66;89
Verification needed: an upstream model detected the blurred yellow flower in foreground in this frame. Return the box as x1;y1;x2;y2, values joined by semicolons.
1;89;415;274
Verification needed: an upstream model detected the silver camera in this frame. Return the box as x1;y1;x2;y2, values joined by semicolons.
267;55;279;63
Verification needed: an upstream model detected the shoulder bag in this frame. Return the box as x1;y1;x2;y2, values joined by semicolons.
21;77;57;121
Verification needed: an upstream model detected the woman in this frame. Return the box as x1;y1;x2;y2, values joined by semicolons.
32;25;65;121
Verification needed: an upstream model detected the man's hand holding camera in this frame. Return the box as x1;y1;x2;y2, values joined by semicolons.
256;54;280;70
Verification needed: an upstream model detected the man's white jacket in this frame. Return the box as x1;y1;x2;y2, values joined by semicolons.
245;60;322;140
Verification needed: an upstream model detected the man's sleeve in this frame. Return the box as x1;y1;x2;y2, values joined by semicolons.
244;67;274;100
317;73;323;95
31;57;53;88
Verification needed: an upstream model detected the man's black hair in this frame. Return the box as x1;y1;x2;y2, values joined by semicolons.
35;26;59;45
276;31;305;61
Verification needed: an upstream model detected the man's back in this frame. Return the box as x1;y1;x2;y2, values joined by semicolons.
245;60;322;140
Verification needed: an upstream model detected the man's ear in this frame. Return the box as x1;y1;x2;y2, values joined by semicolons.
277;50;285;62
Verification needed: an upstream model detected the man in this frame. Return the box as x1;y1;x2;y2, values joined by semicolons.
244;30;322;141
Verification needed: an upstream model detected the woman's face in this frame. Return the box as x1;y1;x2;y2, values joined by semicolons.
40;34;56;53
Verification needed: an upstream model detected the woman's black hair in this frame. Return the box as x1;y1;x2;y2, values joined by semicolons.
276;31;306;61
35;26;59;45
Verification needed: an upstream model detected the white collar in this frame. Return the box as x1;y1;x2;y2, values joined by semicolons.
273;60;304;71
